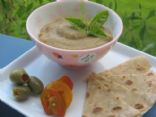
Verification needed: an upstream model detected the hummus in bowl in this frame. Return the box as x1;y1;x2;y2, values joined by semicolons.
39;18;112;50
26;0;123;67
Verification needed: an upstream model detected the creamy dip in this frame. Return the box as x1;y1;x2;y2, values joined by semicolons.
39;18;112;50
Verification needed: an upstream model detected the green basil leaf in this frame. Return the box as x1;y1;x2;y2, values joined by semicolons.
65;17;87;31
65;10;109;39
87;25;106;38
89;10;108;28
88;10;109;37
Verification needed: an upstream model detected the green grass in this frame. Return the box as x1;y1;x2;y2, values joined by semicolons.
0;0;156;55
92;0;156;55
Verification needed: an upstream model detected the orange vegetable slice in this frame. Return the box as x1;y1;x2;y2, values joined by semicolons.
40;76;73;117
59;75;73;90
47;80;72;108
40;87;66;117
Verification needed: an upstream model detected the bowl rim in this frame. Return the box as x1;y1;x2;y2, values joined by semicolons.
26;1;123;52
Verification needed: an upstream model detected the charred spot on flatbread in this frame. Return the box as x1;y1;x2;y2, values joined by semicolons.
134;103;144;110
86;92;90;98
107;88;111;92
115;97;120;100
107;115;116;117
122;75;126;80
147;81;152;87
104;83;109;88
125;80;133;85
92;107;103;114
136;64;145;71
132;88;138;92
97;85;102;89
146;72;154;76
82;115;88;117
112;106;122;112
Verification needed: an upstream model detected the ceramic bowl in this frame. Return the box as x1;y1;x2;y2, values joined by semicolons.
26;0;123;67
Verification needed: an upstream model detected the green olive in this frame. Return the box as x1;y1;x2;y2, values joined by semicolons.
28;76;44;95
13;86;31;101
9;68;30;85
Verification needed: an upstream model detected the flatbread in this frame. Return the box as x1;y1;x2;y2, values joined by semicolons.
98;72;156;104
82;56;156;117
82;74;140;117
86;74;153;113
99;56;151;76
97;56;156;114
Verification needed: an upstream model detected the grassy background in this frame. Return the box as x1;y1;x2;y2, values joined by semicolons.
0;0;156;55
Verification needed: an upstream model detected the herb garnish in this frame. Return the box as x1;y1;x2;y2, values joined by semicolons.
65;10;109;38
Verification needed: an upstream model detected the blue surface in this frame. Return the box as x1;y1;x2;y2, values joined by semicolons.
0;34;156;116
0;34;34;68
0;34;34;117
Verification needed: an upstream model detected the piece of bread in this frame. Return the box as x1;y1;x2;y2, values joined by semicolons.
83;56;156;117
99;56;151;76
82;73;140;117
99;73;156;101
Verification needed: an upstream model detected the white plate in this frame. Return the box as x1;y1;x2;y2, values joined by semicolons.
0;42;156;117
